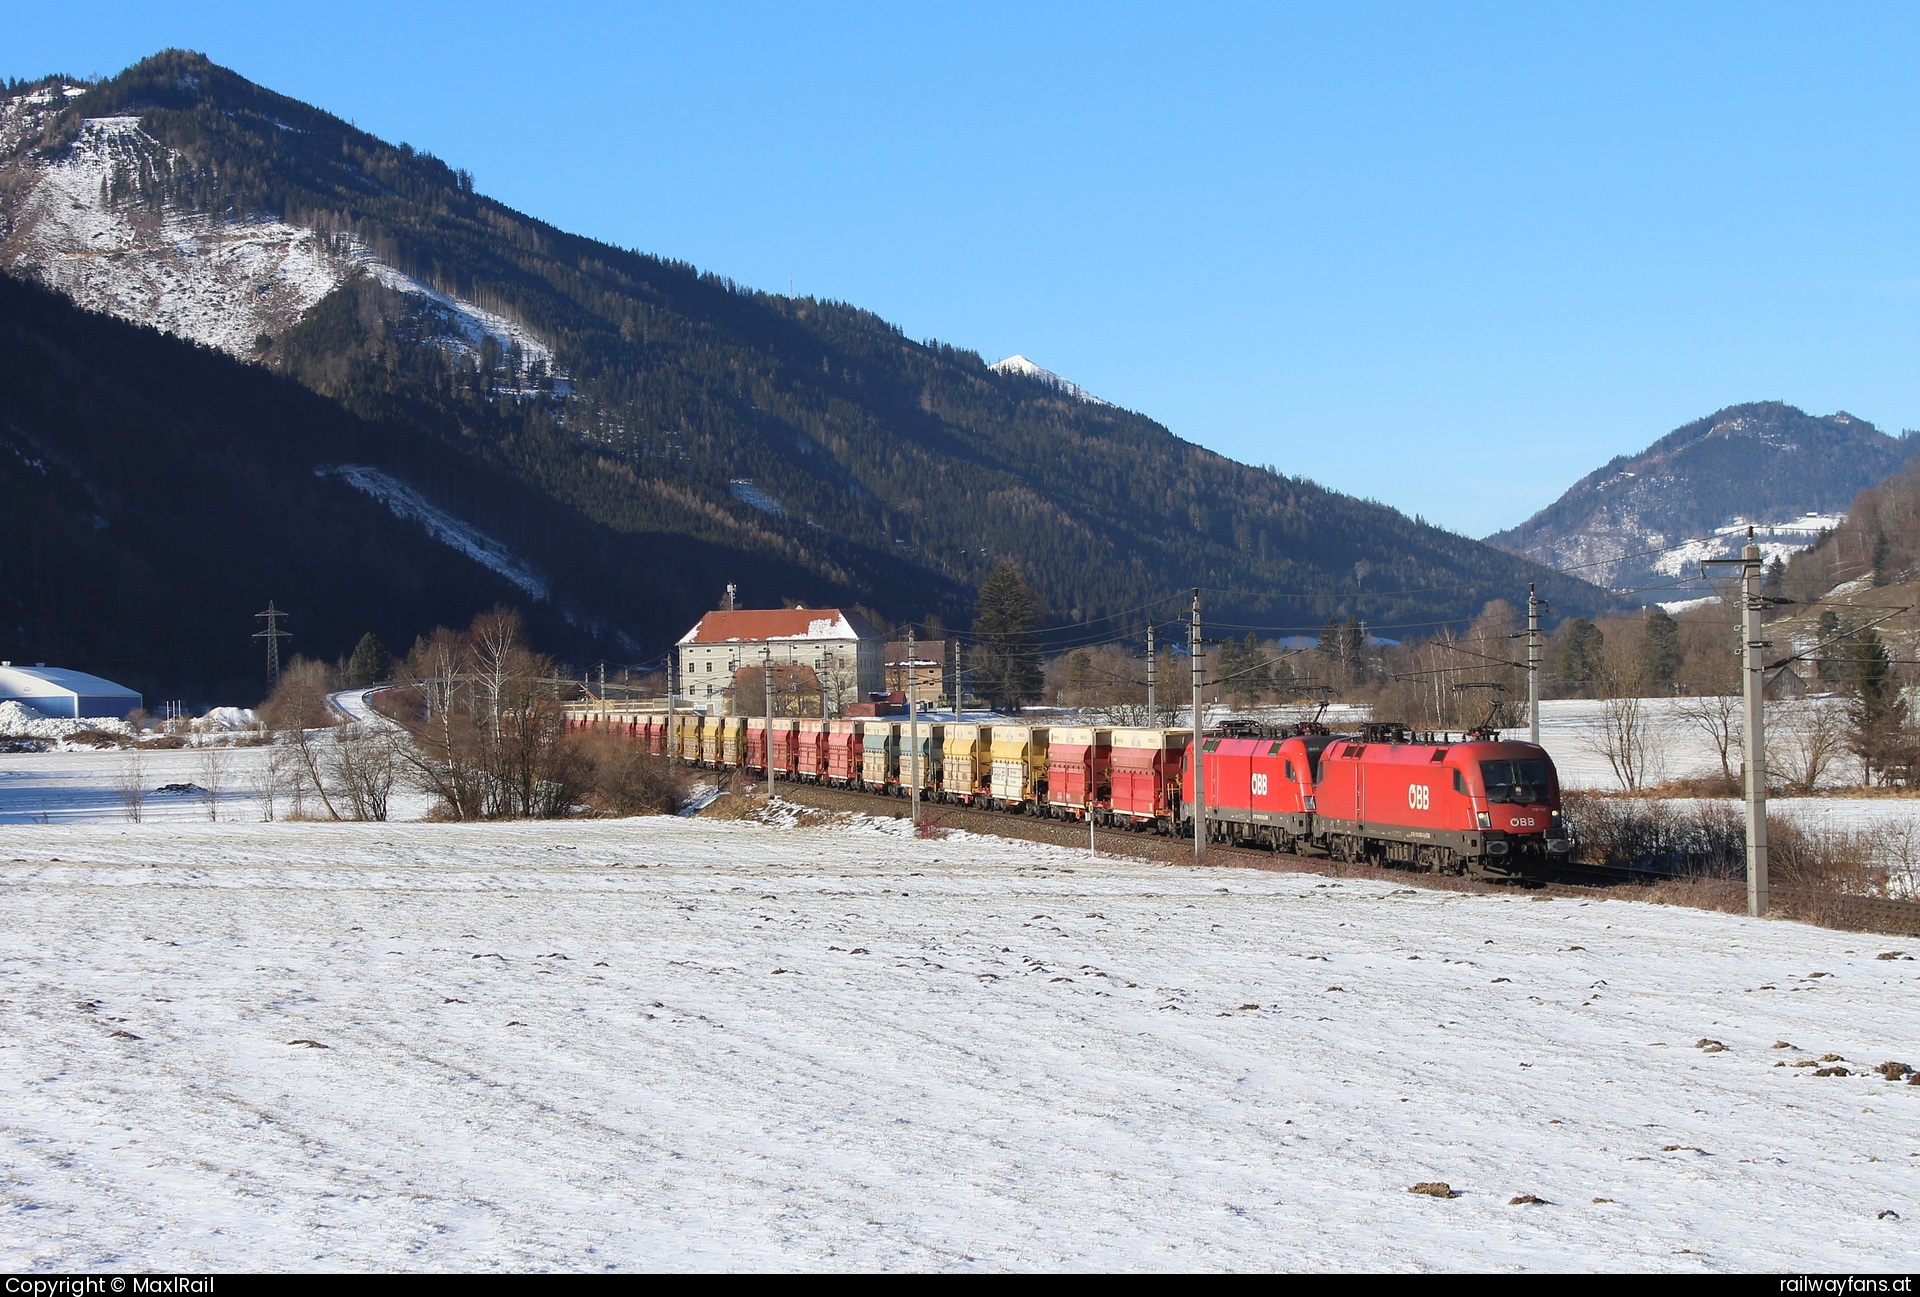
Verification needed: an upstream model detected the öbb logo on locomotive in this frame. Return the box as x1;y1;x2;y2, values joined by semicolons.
1407;783;1430;811
1251;772;1269;796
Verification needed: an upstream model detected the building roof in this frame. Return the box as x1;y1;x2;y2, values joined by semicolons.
677;608;881;646
0;664;141;698
884;640;947;666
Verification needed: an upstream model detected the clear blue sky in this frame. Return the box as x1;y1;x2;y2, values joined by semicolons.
10;4;1920;535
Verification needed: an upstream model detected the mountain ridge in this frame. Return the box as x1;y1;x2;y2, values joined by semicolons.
1486;401;1915;594
1;51;1610;665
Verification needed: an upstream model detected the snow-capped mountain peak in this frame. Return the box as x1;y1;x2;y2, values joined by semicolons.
989;354;1108;406
1487;402;1912;592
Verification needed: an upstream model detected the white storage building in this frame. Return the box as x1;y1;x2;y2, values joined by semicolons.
0;663;142;719
676;608;884;712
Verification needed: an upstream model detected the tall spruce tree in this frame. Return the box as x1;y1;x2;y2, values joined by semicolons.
1815;609;1843;682
1845;625;1901;781
972;560;1042;711
1315;617;1344;684
1559;618;1607;695
1640;608;1681;691
1341;617;1368;684
346;631;392;687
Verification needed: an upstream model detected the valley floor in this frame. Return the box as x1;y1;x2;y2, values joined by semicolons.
1;814;1916;1271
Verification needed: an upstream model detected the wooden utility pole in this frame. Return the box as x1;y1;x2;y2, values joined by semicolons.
666;656;677;767
1191;589;1205;865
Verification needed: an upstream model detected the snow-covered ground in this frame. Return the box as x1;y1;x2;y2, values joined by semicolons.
0;736;437;826
0;701;134;743
1;813;1915;1271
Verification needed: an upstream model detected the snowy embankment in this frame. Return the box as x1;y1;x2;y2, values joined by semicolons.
1;814;1915;1271
0;701;134;743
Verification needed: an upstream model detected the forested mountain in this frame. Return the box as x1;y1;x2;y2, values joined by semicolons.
1;51;1604;683
0;273;880;702
1487;403;1915;594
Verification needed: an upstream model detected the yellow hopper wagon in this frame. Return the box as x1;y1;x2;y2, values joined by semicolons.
988;724;1049;812
941;723;990;804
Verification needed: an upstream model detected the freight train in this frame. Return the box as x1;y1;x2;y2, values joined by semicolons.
572;711;1573;877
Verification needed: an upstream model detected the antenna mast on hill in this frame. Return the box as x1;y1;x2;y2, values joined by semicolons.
253;602;291;683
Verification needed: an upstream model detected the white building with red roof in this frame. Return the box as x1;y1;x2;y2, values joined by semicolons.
675;608;884;710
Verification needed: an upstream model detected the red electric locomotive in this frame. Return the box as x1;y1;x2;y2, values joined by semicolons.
1308;724;1570;874
1182;725;1343;851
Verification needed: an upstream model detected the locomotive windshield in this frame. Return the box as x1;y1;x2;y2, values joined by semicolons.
1479;759;1550;804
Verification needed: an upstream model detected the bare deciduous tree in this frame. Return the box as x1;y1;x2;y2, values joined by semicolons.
1769;697;1849;794
816;649;859;717
328;728;398;821
251;740;291;821
1675;691;1742;790
286;726;344;820
197;746;228;821
115;750;146;823
1584;691;1660;791
382;608;585;819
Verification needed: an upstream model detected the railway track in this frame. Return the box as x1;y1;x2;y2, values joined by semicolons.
738;775;1624;899
739;778;1920;936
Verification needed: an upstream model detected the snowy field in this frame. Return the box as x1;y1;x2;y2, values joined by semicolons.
2;813;1918;1271
0;744;437;826
1517;697;1746;791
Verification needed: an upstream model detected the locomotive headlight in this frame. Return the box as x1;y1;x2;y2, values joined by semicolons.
1476;811;1491;830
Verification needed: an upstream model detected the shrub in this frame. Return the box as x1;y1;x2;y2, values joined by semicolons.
568;728;687;816
1567;791;1899;895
